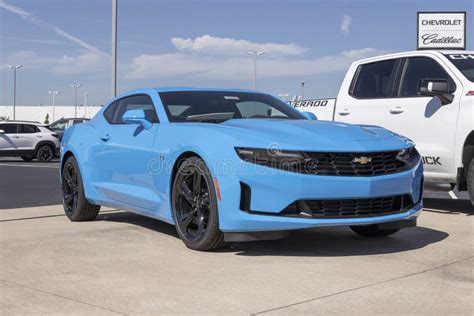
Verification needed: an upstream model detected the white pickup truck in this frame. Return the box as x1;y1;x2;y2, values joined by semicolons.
292;50;474;204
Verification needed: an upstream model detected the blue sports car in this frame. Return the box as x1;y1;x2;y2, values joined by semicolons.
60;88;423;250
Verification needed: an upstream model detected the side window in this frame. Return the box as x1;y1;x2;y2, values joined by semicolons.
352;59;398;98
114;95;159;124
50;120;67;131
19;124;40;133
0;124;18;134
399;57;456;97
103;100;121;124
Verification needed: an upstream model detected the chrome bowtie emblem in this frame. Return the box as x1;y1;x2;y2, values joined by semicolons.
353;156;372;164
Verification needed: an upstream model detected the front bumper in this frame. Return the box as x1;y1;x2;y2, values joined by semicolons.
215;160;423;232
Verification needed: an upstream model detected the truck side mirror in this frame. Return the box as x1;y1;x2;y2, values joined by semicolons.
417;78;454;105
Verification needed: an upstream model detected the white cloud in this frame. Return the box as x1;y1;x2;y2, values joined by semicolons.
3;50;108;75
0;0;107;56
340;15;352;35
171;35;308;56
127;39;387;81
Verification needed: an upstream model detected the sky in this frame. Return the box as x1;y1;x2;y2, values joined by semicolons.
0;0;473;106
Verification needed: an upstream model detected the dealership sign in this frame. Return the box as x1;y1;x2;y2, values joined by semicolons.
417;12;466;50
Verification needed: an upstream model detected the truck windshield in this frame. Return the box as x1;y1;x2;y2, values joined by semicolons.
444;54;474;82
159;91;307;123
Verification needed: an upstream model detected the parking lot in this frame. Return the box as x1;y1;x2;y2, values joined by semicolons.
1;158;473;315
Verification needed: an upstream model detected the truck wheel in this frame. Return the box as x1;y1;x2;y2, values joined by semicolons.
468;158;474;206
350;225;400;237
62;156;100;221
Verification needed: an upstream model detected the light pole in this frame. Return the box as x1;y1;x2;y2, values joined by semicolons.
111;0;118;98
70;84;82;117
301;81;305;100
48;90;60;121
84;92;88;118
246;51;265;90
8;65;22;120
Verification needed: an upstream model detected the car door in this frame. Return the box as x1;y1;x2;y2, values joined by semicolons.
335;58;401;126
384;56;460;179
0;124;18;152
95;94;160;210
16;124;41;150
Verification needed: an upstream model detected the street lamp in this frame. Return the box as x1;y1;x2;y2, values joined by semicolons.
301;81;305;100
48;90;60;121
70;84;82;117
246;51;265;90
8;65;23;120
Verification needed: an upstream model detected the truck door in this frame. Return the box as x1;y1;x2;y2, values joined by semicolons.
335;58;400;127
383;56;459;181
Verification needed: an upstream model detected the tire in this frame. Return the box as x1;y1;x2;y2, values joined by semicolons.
21;156;34;162
350;225;400;237
36;144;54;162
171;156;225;251
467;158;474;206
61;156;100;221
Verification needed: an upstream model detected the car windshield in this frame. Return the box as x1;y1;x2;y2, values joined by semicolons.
159;91;307;123
444;54;474;82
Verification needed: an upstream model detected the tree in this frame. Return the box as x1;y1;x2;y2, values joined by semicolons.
44;113;50;124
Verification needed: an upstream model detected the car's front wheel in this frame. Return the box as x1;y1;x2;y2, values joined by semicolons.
350;225;400;237
171;157;225;251
62;156;100;221
36;144;54;162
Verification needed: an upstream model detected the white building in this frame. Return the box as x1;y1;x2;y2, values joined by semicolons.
0;105;102;123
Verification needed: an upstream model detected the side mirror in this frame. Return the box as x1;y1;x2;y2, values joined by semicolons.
122;109;152;130
303;111;318;120
417;78;454;105
0;129;5;134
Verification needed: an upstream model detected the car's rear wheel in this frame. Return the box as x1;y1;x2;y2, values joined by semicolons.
36;144;54;162
171;157;225;251
350;225;400;237
21;155;34;162
62;156;100;221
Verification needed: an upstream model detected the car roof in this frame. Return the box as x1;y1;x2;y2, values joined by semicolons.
152;87;257;93
0;120;42;125
353;50;474;64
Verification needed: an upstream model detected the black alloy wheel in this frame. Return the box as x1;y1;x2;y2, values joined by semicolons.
172;157;225;250
61;156;100;221
63;160;79;215
36;145;54;162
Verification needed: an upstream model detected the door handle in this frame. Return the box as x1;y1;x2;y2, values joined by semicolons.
389;106;404;114
12;136;20;139
100;134;110;142
338;108;351;116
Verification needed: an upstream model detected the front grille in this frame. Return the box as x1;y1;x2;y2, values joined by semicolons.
281;194;414;218
302;151;407;176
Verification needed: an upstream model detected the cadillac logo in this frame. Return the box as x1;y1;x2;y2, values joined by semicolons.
353;156;372;165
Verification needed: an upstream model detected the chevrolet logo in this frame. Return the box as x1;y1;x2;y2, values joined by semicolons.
353;156;372;164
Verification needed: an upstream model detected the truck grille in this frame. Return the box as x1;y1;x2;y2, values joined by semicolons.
281;194;414;218
302;151;407;176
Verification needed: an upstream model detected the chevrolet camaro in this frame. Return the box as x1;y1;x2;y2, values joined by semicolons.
60;88;423;250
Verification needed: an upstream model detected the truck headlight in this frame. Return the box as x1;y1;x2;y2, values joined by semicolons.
396;146;420;168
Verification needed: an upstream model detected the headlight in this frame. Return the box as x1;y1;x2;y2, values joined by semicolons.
396;146;420;168
235;147;306;169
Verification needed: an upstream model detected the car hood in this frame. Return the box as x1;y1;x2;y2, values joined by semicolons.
219;119;395;142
